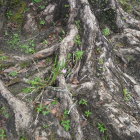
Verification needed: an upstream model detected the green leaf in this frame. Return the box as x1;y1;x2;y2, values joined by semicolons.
97;123;107;133
22;87;34;93
79;99;88;106
84;110;92;117
61;120;71;131
40;20;46;25
33;0;42;3
102;27;110;36
39;5;45;9
36;104;44;113
42;110;50;115
9;71;18;77
51;100;58;105
0;129;6;139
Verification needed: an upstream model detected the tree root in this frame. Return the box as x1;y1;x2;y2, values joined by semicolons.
1;0;140;139
0;80;33;137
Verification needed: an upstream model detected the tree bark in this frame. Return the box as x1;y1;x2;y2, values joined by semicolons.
0;0;140;140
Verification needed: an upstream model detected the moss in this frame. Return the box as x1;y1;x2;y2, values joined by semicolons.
11;1;27;24
100;8;118;31
118;0;133;13
0;0;7;7
0;50;4;54
7;1;27;26
0;63;10;70
10;0;20;6
0;0;4;6
19;61;31;68
115;42;125;48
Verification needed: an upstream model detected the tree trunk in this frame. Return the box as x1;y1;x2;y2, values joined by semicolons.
0;0;140;140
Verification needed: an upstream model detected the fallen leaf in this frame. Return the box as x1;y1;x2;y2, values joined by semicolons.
51;108;58;114
81;120;88;127
72;77;79;85
34;53;44;58
44;101;51;105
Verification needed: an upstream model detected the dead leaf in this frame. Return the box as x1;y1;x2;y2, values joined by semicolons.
72;77;79;85
44;101;51;105
81;120;88;127
18;68;28;73
36;60;46;68
51;108;57;114
34;53;44;58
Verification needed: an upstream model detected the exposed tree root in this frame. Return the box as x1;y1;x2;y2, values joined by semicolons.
0;0;140;140
0;80;33;138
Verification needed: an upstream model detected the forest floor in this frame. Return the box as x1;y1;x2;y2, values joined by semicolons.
0;0;140;140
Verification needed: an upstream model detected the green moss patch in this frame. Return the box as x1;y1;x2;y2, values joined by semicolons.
6;0;28;26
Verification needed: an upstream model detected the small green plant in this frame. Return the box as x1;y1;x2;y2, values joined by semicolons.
75;20;81;29
0;107;10;119
8;34;35;54
33;0;42;3
4;31;9;36
9;71;18;77
19;61;30;68
79;99;88;106
59;29;66;41
25;8;30;12
51;100;58;105
29;40;35;47
96;48;102;53
22;87;34;94
74;50;84;61
84;110;92;117
6;10;13;19
36;104;50;115
48;58;66;85
36;104;44;113
43;40;48;45
20;40;36;54
98;58;104;64
61;29;65;35
20;44;35;54
74;35;82;46
61;120;71;131
52;21;56;27
126;55;135;62
22;77;46;95
67;53;72;60
102;27;110;36
118;0;133;12
20;136;28;140
64;110;69;118
29;77;41;86
39;5;45;9
0;129;6;139
40;20;46;25
43;124;50;129
42;110;50;115
64;4;70;8
123;88;132;101
8;33;20;46
97;123;107;133
0;55;8;61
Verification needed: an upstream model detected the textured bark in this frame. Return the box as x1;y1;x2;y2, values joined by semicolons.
0;0;140;140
